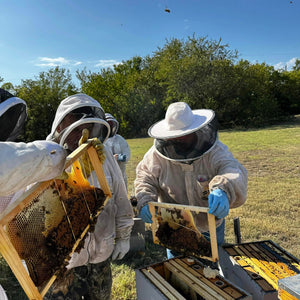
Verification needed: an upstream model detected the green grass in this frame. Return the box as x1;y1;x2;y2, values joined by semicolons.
111;263;137;300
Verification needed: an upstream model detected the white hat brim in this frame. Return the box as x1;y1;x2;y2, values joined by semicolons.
148;109;215;139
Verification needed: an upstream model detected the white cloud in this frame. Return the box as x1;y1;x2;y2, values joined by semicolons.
184;19;190;30
34;57;120;69
274;57;297;71
35;57;82;67
95;59;121;68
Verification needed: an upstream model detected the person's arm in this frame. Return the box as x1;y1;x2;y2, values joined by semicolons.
104;147;134;259
134;146;160;213
208;141;248;208
0;141;67;196
109;150;134;232
115;135;131;163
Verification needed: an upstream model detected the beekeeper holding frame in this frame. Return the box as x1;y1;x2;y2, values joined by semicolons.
0;88;67;299
135;102;248;259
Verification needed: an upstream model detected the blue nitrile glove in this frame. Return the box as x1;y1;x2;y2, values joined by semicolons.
118;154;127;162
139;204;152;223
208;189;229;219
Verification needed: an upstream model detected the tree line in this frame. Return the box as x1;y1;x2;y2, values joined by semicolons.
1;35;300;142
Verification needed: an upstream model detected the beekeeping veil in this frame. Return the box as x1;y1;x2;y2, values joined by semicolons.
47;94;110;151
0;88;27;142
148;102;218;162
105;113;119;138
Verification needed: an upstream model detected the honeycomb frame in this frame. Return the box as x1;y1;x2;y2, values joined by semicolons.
148;202;219;262
0;142;111;299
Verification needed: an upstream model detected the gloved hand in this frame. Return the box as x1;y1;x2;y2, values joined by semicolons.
78;129;106;176
208;189;229;219
139;204;152;223
111;238;130;260
117;154;127;162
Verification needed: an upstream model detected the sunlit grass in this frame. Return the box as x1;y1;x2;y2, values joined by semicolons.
111;264;137;300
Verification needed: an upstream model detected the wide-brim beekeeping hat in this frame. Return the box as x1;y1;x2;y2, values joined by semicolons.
148;102;214;139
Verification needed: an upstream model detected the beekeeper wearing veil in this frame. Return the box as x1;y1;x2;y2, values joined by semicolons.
135;102;248;259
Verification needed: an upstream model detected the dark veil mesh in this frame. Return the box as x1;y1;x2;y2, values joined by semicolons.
155;115;218;162
66;106;108;142
0;88;14;103
55;106;109;150
0;89;27;141
71;106;106;120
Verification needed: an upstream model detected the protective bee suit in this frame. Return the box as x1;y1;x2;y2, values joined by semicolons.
0;285;8;300
0;89;67;199
105;113;131;190
0;88;67;300
46;94;133;299
135;102;247;235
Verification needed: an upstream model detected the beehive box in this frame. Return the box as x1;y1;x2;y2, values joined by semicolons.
136;256;251;299
0;142;111;300
219;240;300;300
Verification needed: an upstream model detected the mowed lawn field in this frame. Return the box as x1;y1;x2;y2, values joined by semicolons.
111;116;300;299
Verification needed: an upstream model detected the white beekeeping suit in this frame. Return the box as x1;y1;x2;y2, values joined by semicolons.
105;113;131;190
0;284;8;300
0;89;67;200
45;94;133;299
135;102;248;253
0;89;67;299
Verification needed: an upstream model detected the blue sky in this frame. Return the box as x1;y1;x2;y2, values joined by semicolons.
1;0;299;87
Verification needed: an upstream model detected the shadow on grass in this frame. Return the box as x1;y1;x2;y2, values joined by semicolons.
0;258;27;300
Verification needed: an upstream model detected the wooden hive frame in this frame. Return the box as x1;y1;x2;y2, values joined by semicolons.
148;202;218;262
0;141;111;300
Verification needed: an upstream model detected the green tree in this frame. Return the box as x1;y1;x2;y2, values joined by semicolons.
77;35;296;134
151;35;240;126
280;68;300;115
233;60;281;126
1;82;16;95
16;67;78;141
292;58;300;71
77;56;165;138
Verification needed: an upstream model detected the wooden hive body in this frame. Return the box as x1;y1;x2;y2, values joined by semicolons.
136;256;252;299
219;241;300;299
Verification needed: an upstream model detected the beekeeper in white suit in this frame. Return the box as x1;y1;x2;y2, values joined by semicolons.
0;88;67;300
135;102;248;259
105;113;131;190
45;93;134;300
